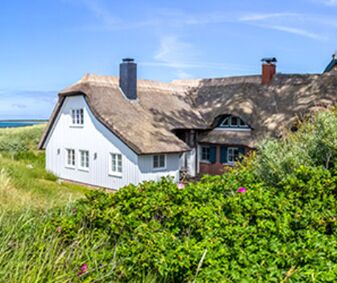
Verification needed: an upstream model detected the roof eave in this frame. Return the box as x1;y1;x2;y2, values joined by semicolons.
39;90;191;155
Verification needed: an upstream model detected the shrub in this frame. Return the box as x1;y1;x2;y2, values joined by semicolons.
253;111;337;185
4;111;337;281
50;163;337;282
0;124;45;153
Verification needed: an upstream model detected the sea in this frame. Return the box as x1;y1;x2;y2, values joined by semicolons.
0;121;45;128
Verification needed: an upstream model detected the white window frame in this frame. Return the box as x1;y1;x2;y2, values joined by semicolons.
152;154;166;170
78;150;89;171
109;153;123;177
219;116;249;129
200;146;210;163
71;108;84;126
65;148;75;168
227;147;240;164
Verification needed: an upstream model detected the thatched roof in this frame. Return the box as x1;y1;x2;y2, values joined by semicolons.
39;71;337;153
189;72;337;147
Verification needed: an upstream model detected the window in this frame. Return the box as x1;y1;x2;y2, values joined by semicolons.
79;150;89;169
71;109;84;125
110;153;122;174
201;146;210;162
231;116;238;126
66;149;75;167
153;154;166;169
227;147;240;164
219;115;248;129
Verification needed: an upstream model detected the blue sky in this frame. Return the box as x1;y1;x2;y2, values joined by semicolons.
1;0;337;119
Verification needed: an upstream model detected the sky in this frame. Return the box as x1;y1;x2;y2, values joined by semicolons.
1;0;337;119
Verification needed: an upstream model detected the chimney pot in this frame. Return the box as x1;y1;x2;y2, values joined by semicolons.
122;58;135;63
261;57;277;85
119;58;137;100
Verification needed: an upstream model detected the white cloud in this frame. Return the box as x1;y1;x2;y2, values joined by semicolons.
239;12;326;41
64;1;337;42
154;36;196;68
147;35;253;78
263;25;325;40
239;12;300;22
153;36;196;78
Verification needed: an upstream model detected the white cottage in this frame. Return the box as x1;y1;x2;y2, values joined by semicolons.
39;58;201;189
40;55;337;189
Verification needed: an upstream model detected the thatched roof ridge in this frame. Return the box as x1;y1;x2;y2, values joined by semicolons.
39;71;337;153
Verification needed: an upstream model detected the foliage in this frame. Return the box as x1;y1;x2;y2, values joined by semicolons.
0;125;89;210
49;165;337;282
0;208;116;283
253;111;337;185
0;124;45;153
4;113;337;281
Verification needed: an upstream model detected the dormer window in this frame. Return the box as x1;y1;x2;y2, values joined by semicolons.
218;115;249;129
71;109;84;125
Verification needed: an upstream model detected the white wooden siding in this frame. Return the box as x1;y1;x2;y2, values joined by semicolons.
138;154;180;183
45;95;180;190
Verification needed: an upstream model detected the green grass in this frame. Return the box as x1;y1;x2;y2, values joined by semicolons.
0;125;94;282
0;209;117;283
0;124;90;210
0;124;46;152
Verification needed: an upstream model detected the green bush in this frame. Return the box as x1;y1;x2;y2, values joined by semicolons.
253;111;337;185
5;112;337;281
0;124;45;153
50;164;337;282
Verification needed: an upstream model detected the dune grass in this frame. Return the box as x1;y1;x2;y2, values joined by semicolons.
0;124;97;282
0;208;117;283
0;124;46;152
0;124;90;210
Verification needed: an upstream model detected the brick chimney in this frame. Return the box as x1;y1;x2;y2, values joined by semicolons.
119;58;137;100
261;57;277;85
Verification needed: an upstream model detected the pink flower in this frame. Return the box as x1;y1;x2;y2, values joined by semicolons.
177;182;185;189
237;187;247;193
78;263;88;276
56;226;62;233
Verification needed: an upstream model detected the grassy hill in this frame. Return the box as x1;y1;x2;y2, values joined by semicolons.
0;124;89;210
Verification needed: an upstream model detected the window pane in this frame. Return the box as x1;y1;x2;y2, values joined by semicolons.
72;110;76;124
80;151;89;168
153;155;165;168
80;109;84;124
72;109;84;125
159;155;165;167
220;117;229;127
231;117;238;126
76;110;80;124
111;154;122;173
112;160;116;172
111;154;116;171
66;149;75;166
201;146;210;161
118;155;122;172
228;148;239;163
153;155;159;168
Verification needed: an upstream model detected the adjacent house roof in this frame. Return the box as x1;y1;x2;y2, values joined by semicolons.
39;70;337;154
187;73;337;147
324;55;337;73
